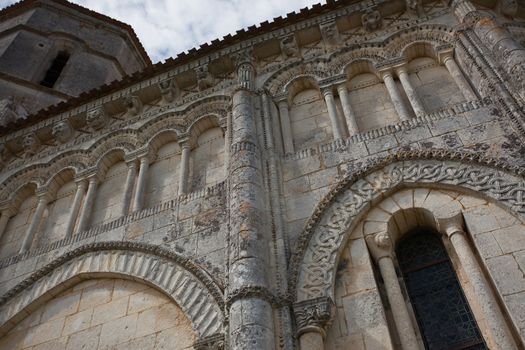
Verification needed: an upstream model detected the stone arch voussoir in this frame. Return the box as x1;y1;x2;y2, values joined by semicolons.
0;242;225;339
291;149;525;302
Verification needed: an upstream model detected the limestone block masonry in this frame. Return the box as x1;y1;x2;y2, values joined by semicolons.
0;0;525;349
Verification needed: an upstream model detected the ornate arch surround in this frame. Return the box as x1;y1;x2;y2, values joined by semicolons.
291;150;525;302
0;242;225;339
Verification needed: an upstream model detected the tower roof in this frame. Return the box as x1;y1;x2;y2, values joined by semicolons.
0;0;152;66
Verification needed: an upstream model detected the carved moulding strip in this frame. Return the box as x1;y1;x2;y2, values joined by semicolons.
193;333;225;350
226;285;289;308
290;149;525;302
0;241;225;338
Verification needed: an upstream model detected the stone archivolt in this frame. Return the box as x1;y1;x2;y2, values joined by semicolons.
0;241;225;340
291;149;525;301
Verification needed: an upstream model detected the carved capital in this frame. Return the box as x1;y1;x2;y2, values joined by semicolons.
21;133;40;157
320;21;339;46
193;333;225;350
124;95;143;116
86;106;108;131
158;78;179;103
362;8;382;32
436;213;466;239
365;231;393;262
294;296;334;338
280;34;299;58
51;121;74;144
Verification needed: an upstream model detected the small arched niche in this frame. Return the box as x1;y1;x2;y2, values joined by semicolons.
36;169;76;247
90;150;128;227
145;131;181;208
188;117;225;192
0;183;38;259
345;60;397;132
403;43;466;111
287;76;331;149
0;278;196;350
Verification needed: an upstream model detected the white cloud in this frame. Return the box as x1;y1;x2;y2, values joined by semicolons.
0;0;323;62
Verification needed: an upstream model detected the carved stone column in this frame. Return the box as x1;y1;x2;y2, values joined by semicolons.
437;214;518;349
395;66;426;117
439;51;478;101
228;53;274;349
64;179;87;239
321;88;345;140
0;204;16;242
453;0;525;100
132;155;149;212
294;297;333;350
178;141;191;195
366;232;419;350
277;98;294;154
76;175;98;233
380;71;411;121
20;189;50;253
336;83;359;136
122;160;137;215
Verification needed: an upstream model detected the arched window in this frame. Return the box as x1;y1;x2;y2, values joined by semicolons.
40;51;70;88
396;230;487;350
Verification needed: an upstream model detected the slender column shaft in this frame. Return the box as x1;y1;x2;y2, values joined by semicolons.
0;209;14;242
64;180;87;239
20;193;49;253
382;72;411;121
443;54;478;101
336;84;359;136
378;256;419;350
396;67;426;117
322;89;345;140
277;100;294;154
224;111;232;170
132;157;149;212
76;177;98;233
122;161;137;215
299;332;324;350
178;144;190;195
448;230;517;349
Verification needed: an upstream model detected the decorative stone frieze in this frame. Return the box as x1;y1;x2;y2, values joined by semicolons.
319;20;340;47
197;65;216;91
293;296;334;337
20;133;40;157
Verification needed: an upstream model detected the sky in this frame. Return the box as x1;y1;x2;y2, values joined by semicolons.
0;0;323;63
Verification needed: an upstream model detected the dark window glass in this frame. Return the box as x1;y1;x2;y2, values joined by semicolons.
396;230;487;350
40;51;70;88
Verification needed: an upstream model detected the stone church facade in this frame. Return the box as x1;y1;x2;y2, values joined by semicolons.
0;0;524;349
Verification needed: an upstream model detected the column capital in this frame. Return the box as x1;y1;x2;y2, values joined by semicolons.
336;82;349;91
74;178;88;189
35;187;51;201
0;201;17;217
379;69;394;81
394;65;409;76
438;49;455;65
437;213;466;239
179;138;191;149
293;296;334;338
321;87;334;97
365;231;393;262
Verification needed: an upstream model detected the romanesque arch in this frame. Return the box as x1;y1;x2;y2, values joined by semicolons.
0;242;225;340
291;150;525;301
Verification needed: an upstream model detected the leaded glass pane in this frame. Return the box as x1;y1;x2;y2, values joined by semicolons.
397;231;487;350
